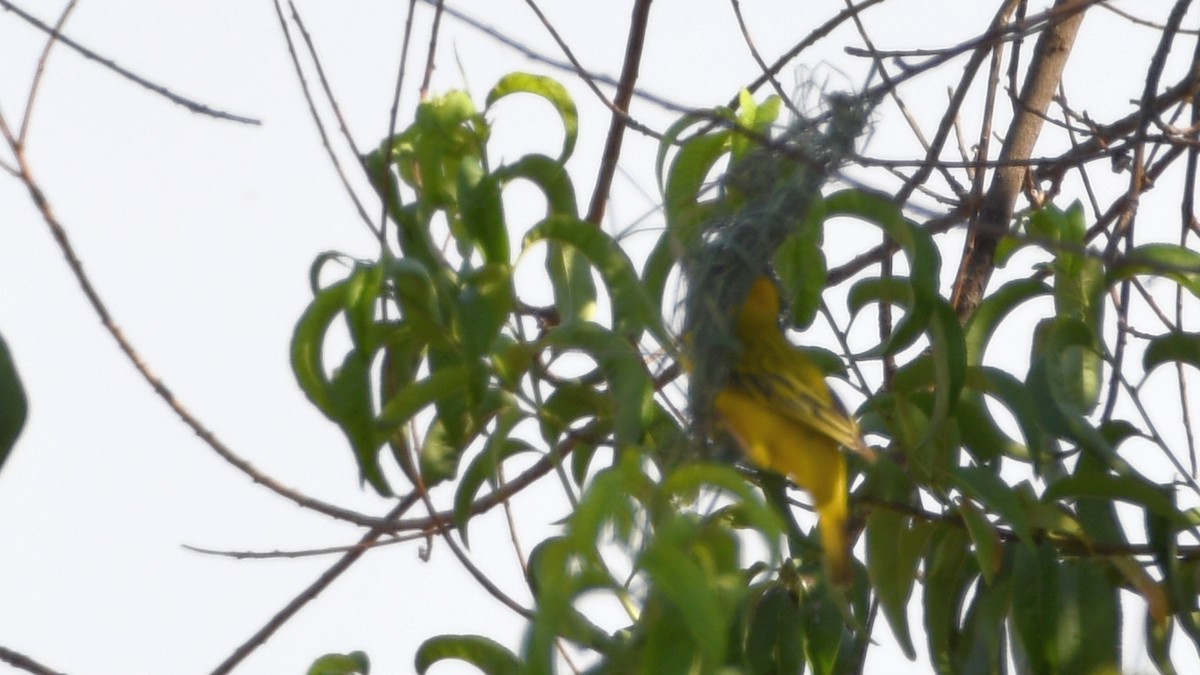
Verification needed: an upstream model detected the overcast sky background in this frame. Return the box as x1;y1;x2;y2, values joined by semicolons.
1;1;1197;673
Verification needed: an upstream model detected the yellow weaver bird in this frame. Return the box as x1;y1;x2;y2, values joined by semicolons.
714;276;872;586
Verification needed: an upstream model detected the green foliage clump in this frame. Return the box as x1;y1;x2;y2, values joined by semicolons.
294;73;1200;674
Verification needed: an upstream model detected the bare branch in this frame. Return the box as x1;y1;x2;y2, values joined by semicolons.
0;0;260;125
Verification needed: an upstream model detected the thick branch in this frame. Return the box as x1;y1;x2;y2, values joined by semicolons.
950;0;1088;319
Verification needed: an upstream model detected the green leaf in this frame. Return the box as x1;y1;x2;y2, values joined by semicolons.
958;499;1001;584
866;510;930;658
363;147;441;269
954;392;1025;462
646;114;731;308
923;524;976;675
415;635;520;675
742;585;805;675
523;215;668;343
1041;314;1103;415
1010;541;1060;674
1144;331;1200;373
0;332;27;471
971;365;1049;465
662;462;782;547
801;583;845;675
951;464;1034;547
1027;354;1119;472
292;275;355;416
377;364;470;430
331;350;390;494
825;189;941;358
774;200;827;329
1057;558;1120;674
964;278;1051;365
1044;471;1189;528
454;411;535;544
638;523;731;669
456;264;514;358
308;651;370;675
386;258;445;343
539;322;651;452
536;382;610;447
486;72;578;163
457;161;510;265
494;153;579;218
1147;614;1178;675
957;573;1011;675
1108;243;1200;299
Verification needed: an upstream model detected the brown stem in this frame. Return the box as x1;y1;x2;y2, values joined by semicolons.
950;0;1089;319
585;0;654;226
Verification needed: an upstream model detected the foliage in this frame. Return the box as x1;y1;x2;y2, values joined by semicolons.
288;69;1200;674
0;332;26;471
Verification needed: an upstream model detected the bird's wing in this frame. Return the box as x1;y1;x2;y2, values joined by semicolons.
731;370;876;462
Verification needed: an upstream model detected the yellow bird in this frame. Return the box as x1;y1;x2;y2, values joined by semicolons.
713;276;872;586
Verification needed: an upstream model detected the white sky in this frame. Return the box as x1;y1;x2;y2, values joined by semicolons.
1;1;1197;673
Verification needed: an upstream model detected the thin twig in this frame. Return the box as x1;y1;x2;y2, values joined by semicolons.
585;0;654;226
208;494;422;675
522;0;659;140
0;119;378;528
272;0;378;237
0;0;260;125
418;0;446;99
17;0;79;144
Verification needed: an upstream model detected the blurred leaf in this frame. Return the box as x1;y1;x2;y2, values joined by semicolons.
951;464;1034;547
1040;316;1102;414
0;332;27;472
308;651;370;675
742;584;805;675
646;113;731;307
1144;331;1200;373
954;392;1024;463
494;153;579;218
924;524;975;675
1044;471;1189;528
486;72;578;163
801;584;845;675
1010;541;1059;674
456;264;514;358
638;519;733;670
537;382;609;447
457;161;510;265
524;215;668;343
363;147;440;268
415;635;520;675
386;259;445;342
455;437;536;545
1147;614;1178;675
1027;355;1119;472
964;278;1051;365
292;275;356;416
970;366;1049;464
1057;558;1120;674
825;189;940;358
1108;243;1200;299
662;462;782;547
377;364;469;430
420;386;510;486
539;323;652;452
774;201;827;329
331;350;389;494
866;510;930;658
958;499;1001;584
957;572;1011;675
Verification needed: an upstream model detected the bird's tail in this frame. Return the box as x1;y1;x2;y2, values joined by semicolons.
818;501;852;586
